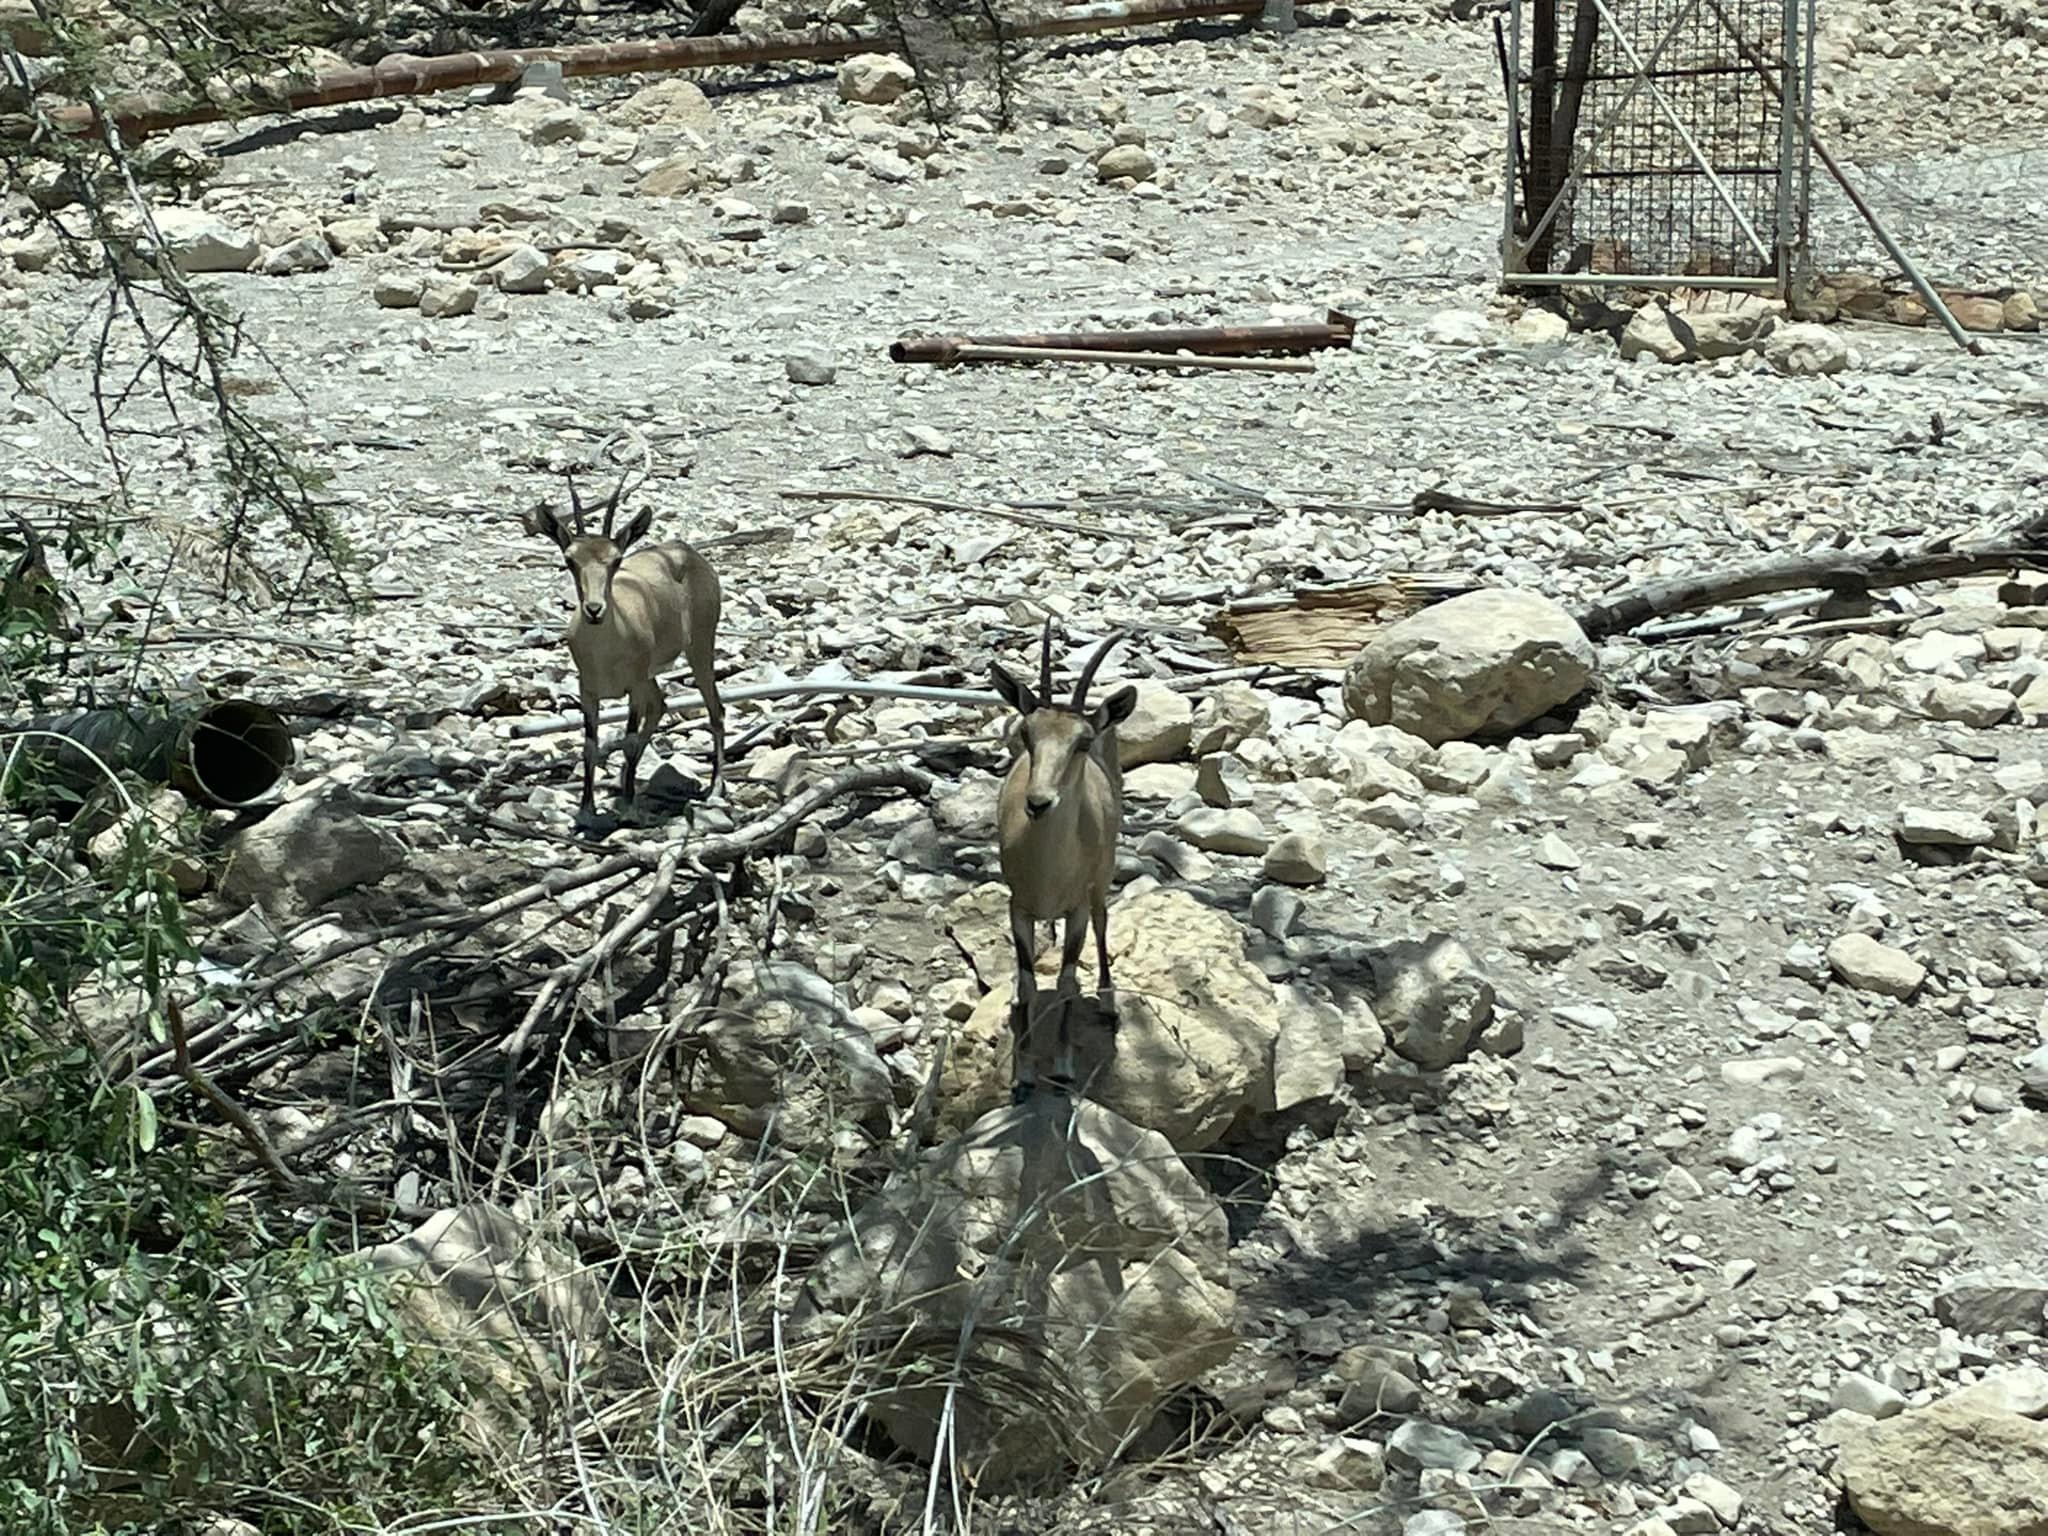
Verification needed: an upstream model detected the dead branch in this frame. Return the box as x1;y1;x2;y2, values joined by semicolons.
501;844;684;1060
1575;511;2048;641
205;763;932;1031
166;994;297;1192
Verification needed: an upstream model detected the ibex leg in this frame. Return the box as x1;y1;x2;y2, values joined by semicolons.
1008;906;1038;1103
1051;909;1088;1091
576;689;601;821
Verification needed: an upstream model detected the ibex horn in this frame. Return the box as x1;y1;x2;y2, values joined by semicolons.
564;472;586;535
1038;616;1054;706
600;473;628;539
1071;628;1128;711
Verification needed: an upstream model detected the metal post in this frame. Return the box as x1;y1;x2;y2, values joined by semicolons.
1775;0;1798;295
1501;0;1525;277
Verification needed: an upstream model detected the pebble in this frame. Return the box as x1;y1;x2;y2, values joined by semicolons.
1262;831;1327;886
1827;933;1927;999
1176;807;1269;856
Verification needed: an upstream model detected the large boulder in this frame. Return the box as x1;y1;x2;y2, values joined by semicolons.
219;780;406;920
792;1098;1239;1486
939;890;1287;1150
1342;590;1596;745
1836;1377;2048;1536
682;960;896;1145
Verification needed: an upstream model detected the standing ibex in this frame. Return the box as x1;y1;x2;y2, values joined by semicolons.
989;622;1137;1097
529;474;724;823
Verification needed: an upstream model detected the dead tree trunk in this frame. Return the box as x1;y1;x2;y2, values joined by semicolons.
1575;514;2048;640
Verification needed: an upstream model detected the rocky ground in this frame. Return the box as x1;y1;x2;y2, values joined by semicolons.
5;0;2048;1530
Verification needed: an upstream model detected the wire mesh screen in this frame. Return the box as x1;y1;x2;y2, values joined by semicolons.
1506;0;1809;287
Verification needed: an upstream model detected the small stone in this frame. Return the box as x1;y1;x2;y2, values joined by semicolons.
1926;679;2015;727
1621;304;1690;363
1119;685;1194;767
1176;808;1269;856
490;245;549;294
1764;322;1849;375
1581;1426;1649;1477
837;52;917;105
1832;1371;1907;1419
1721;1055;1805;1088
1386;1419;1482;1474
1513;308;1570;344
2007;292;2042;332
1680;1473;1743;1526
785;344;837;386
1197;752;1255;809
1305;1436;1386;1492
373;272;423;308
1827;933;1926;999
1898;807;1995;846
148;207;258;274
899;424;952;458
418;276;477;319
1499;905;1579;962
526;105;590;145
1095;144;1156;183
1261;831;1326;887
1535;832;1581;870
259;234;331;276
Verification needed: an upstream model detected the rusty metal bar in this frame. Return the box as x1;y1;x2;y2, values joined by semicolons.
944;343;1314;372
14;0;1328;142
891;310;1356;364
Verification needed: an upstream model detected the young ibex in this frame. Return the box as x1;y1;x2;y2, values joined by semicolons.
529;474;724;822
989;622;1137;1097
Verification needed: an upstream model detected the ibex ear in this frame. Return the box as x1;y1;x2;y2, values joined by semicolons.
616;504;655;552
990;663;1036;717
529;501;571;551
1094;685;1138;729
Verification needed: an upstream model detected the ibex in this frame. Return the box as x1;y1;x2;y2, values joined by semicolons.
529;474;724;823
989;623;1137;1097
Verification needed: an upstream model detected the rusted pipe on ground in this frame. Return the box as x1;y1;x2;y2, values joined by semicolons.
891;309;1356;364
4;699;296;812
942;343;1315;372
13;0;1329;142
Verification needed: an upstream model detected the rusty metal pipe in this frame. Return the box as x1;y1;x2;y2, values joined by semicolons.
15;0;1330;142
891;310;1356;364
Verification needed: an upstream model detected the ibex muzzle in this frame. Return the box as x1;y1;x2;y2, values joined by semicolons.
990;622;1137;1098
529;473;725;824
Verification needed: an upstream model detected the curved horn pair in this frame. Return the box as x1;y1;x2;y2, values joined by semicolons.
561;471;630;538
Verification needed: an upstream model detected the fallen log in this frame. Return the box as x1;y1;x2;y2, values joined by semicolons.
891;311;1356;363
1574;511;2048;641
10;0;1331;142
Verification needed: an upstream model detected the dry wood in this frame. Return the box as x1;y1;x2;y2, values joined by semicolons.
943;343;1315;373
1574;510;2048;640
1207;574;1482;666
152;763;932;1076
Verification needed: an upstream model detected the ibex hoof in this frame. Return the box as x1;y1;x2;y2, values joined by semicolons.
1009;1079;1037;1106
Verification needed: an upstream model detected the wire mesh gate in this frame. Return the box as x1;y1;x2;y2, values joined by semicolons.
1500;0;1816;292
